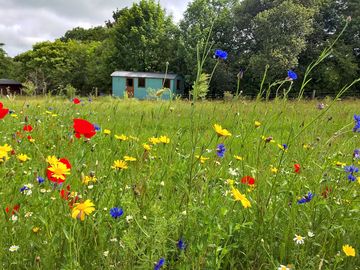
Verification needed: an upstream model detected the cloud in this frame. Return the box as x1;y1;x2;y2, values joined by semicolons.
0;0;189;57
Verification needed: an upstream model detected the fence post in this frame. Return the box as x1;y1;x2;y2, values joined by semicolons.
311;90;316;100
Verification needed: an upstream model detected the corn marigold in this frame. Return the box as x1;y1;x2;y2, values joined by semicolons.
213;124;232;137
343;244;356;257
111;160;128;170
47;158;71;184
17;154;31;162
231;187;251;208
71;200;95;221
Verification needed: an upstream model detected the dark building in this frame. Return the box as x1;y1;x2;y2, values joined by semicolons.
0;79;22;95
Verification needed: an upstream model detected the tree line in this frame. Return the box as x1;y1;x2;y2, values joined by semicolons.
1;0;359;97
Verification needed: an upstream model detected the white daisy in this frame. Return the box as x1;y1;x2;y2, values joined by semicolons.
293;234;305;244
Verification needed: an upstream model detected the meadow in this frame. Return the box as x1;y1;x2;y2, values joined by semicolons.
0;96;359;269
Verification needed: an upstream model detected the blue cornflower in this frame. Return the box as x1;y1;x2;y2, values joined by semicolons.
348;174;357;182
344;165;359;174
110;207;123;219
353;115;360;132
287;70;298;80
216;143;226;158
353;149;360;159
214;50;228;60
93;124;101;131
37;176;45;184
297;192;314;204
154;258;165;270
177;239;186;250
282;144;288;150
20;186;30;193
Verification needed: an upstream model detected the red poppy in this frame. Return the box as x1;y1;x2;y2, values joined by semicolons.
5;204;20;215
60;185;79;208
0;102;9;119
294;163;301;173
73;98;80;104
241;176;255;186
46;158;71;184
73;119;96;139
23;125;33;132
27;135;33;141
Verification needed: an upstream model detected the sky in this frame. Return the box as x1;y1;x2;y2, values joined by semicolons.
0;0;190;57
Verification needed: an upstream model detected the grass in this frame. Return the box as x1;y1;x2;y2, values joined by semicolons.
0;96;359;269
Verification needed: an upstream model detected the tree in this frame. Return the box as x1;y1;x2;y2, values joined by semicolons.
61;26;109;42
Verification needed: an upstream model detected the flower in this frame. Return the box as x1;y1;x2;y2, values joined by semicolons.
159;135;170;144
47;158;71;184
213;124;232;137
353;115;360;132
82;175;97;185
110;207;124;219
143;143;151;151
214;49;228;60
93;124;101;131
216;143;226;158
23;124;33;132
0;143;12;152
103;129;111;135
353;149;360;159
231;187;251;208
270;166;278;174
344;165;358;181
0;102;9;119
37;176;45;184
9;245;19;252
287;70;298;80
115;134;128;141
241;176;255;186
297;192;314;204
0;150;9;162
154;258;165;270
278;265;290;270
294;163;300;173
278;144;288;152
342;244;356;257
73;119;96;139
17;154;31;162
149;137;161;145
234;155;243;161
124;156;137;162
177;239;186;250
308;231;315;238
71;200;95;221
32;227;40;233
73;98;80;104
293;234;305;244
111;160;128;170
195;155;209;164
254;121;261;128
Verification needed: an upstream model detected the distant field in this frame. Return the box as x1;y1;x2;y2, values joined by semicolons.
0;97;359;269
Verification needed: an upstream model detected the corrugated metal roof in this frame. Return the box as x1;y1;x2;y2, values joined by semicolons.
0;79;22;85
111;71;178;80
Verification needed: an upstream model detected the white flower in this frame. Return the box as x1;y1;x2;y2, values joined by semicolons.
307;231;315;238
9;245;19;252
143;216;147;220
103;250;109;257
11;215;18;222
278;265;290;270
110;238;118;242
24;212;33;218
160;181;165;186
126;215;133;223
181;210;187;216
293;234;305;244
40;189;47;193
228;168;239;176
88;185;94;189
24;189;32;196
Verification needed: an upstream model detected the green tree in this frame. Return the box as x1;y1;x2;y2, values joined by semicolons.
61;26;109;42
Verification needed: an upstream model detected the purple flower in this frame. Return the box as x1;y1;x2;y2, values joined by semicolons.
93;124;101;131
216;143;226;158
353;149;360;159
348;174;357;182
344;165;359;174
110;207;123;219
297;192;314;204
214;50;228;60
37;176;45;184
177;239;186;250
154;258;165;270
287;70;297;80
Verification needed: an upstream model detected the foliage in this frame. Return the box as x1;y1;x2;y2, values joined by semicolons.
21;81;36;96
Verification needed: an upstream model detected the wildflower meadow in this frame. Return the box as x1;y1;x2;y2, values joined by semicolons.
0;96;359;269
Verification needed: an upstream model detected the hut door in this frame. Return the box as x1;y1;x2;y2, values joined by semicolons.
126;78;134;98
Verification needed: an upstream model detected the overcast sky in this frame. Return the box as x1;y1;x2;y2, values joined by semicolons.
0;0;189;57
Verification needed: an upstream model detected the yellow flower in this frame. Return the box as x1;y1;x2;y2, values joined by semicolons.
234;155;244;161
71;200;95;221
342;244;356;257
47;162;71;180
277;144;288;152
32;227;40;233
0;150;9;162
111;160;128;170
227;179;235;186
149;137;161;145
270;166;278;174
129;135;139;141
46;155;59;166
261;135;275;143
231;188;251;208
357;177;360;185
303;143;311;149
103;129;111;135
124;156;137;162
159;135;170;144
335;161;346;167
143;143;151;151
115;134;128;141
17;154;31;162
254;121;261;128
213;124;232;137
0;144;12;152
82;176;97;185
195;155;209;164
10;114;18;118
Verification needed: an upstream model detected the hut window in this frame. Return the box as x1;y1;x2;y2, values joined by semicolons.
176;80;181;90
138;78;146;88
126;78;133;87
163;79;170;88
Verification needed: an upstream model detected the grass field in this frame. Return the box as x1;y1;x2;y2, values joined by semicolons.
0;96;359;269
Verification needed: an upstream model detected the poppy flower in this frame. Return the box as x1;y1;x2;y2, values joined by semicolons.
73;98;80;104
5;204;20;215
73;119;96;139
0;102;9;119
241;176;255;186
47;158;71;184
294;163;300;173
23;125;33;132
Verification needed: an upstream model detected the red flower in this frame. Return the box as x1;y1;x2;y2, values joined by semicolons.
73;119;96;139
73;98;80;104
241;176;255;186
5;204;20;215
0;102;9;119
60;185;79;208
23;125;33;132
46;158;71;184
294;163;301;173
